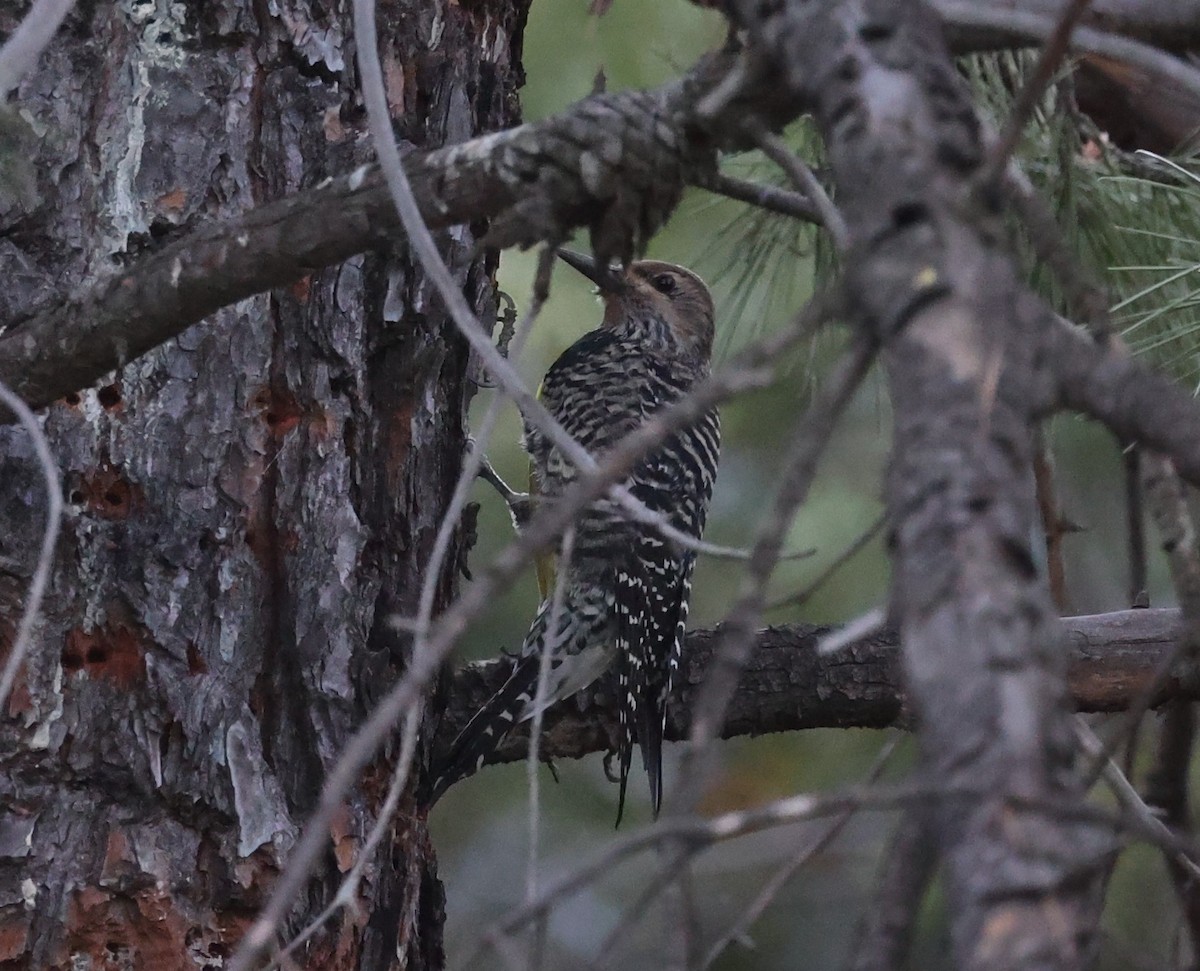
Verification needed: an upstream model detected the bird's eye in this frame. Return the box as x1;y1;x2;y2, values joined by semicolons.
651;273;677;295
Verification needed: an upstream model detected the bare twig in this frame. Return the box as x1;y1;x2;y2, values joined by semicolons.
0;380;62;712
1144;702;1200;954
977;0;1094;186
526;527;575;908
703;736;901;969
1143;454;1200;668
1126;445;1148;607
752;126;850;252
817;606;888;656
1138;451;1200;951
0;0;75;94
1033;429;1070;611
594;846;694;966
845;807;936;971
995;143;1111;332
1075;718;1200;882
767;512;887;612
696;170;821;224
1082;445;1200;788
462;780;936;969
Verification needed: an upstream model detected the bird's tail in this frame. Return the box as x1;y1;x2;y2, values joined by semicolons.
424;651;542;807
637;679;664;818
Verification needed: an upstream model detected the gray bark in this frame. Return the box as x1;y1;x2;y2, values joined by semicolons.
0;2;526;968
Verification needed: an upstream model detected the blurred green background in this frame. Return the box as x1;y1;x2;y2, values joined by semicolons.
430;2;1187;967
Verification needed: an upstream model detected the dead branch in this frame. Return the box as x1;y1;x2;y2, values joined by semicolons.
436;609;1193;769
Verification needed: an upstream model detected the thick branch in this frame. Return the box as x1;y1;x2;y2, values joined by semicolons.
438;609;1189;769
938;0;1200;52
1052;322;1200;486
0;61;729;413
7;0;1200;418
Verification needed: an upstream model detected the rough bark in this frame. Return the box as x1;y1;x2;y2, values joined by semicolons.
0;2;526;969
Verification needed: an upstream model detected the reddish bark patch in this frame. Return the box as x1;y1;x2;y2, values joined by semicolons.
155;187;187;213
61;624;148;688
290;274;312;303
99;828;139;888
0;916;30;962
251;386;303;437
5;668;32;718
66;883;194;971
74;464;144;520
329;804;356;873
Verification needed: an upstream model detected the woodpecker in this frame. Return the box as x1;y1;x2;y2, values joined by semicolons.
428;252;721;822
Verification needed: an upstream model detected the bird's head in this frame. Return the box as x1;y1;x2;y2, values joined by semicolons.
558;250;715;363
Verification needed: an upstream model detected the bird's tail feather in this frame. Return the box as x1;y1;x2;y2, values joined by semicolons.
425;652;541;806
638;684;664;817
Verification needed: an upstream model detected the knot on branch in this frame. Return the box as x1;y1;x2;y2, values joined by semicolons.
440;88;716;267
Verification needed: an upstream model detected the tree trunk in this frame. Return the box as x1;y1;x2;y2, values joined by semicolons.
0;2;527;967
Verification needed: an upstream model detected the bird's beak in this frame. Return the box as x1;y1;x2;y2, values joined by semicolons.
557;249;625;294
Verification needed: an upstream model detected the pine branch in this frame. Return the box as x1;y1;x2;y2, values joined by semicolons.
439;609;1191;770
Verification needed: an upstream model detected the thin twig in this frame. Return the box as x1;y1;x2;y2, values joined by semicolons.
1138;451;1200;950
1144;702;1200;955
977;0;1093;186
526;527;575;909
767;512;886;612
1033;428;1070;611
1002;175;1111;333
0;381;62;712
0;0;75;94
752;126;850;252
1082;451;1200;788
594;846;693;966
1143;454;1200;669
1074;718;1200;882
703;736;901;969
460;780;935;969
695;171;821;224
845;806;936;971
817;606;888;656
1124;445;1148;608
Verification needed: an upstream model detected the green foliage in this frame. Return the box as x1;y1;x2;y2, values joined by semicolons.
966;51;1200;383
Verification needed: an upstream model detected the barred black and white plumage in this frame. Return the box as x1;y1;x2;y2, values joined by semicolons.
427;254;721;822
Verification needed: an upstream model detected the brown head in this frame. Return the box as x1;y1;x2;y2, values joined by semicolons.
558;250;715;364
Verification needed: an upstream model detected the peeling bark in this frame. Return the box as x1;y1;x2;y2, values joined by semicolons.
0;1;527;968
